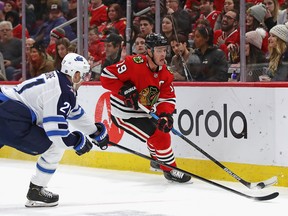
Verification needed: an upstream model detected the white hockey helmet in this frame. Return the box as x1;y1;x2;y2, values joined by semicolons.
61;53;90;81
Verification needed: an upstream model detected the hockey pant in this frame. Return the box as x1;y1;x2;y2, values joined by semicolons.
0;99;65;187
111;115;176;171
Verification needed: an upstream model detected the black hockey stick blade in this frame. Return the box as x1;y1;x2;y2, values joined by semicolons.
137;103;278;190
109;141;279;201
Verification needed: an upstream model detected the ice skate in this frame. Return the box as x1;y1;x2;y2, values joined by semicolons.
25;182;59;207
163;169;191;183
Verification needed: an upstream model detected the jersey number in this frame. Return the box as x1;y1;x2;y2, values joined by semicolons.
16;78;45;94
116;61;127;74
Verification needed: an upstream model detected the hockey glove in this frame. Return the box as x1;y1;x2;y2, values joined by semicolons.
89;123;109;150
157;112;173;133
119;81;139;110
73;131;93;156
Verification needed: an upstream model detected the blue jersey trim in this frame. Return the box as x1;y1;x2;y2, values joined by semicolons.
46;130;69;137
43;116;66;123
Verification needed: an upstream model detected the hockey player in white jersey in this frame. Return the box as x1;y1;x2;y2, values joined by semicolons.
0;53;109;207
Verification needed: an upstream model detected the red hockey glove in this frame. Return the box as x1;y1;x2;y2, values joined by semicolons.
157;112;173;133
119;81;139;110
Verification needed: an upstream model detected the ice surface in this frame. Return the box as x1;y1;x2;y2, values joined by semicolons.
0;158;287;216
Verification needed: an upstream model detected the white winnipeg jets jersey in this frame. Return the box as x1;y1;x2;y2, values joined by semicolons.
1;70;96;148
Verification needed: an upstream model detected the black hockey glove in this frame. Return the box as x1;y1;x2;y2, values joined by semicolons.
157;112;173;133
73;131;93;156
89;123;109;150
119;81;139;110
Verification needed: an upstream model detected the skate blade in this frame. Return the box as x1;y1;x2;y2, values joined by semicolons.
25;200;58;207
150;166;162;172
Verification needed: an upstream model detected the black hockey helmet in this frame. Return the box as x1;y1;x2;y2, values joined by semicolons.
145;33;168;49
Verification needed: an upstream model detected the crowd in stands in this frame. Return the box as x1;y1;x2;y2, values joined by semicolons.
0;0;288;82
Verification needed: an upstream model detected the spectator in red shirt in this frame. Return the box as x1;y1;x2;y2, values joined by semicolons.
5;10;29;39
89;0;108;28
98;3;126;38
199;0;221;29
214;9;240;62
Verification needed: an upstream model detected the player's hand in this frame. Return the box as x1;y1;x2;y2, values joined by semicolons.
89;123;109;150
73;132;93;156
157;112;173;133
119;81;139;110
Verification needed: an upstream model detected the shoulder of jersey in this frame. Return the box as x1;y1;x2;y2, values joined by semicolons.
131;55;145;64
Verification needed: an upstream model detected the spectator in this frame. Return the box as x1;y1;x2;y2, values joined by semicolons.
100;33;123;73
54;37;71;71
98;3;126;38
46;27;66;58
28;42;54;78
161;14;176;65
15;0;36;35
33;3;76;47
245;29;267;81
3;1;17;16
5;10;30;39
260;22;288;81
89;0;108;28
170;34;200;81
184;0;201;24
88;26;106;81
263;0;282;31
166;0;192;36
245;29;267;65
246;3;269;55
213;9;240;63
191;25;229;81
133;33;146;55
65;0;77;33
198;0;221;30
0;21;22;81
138;15;154;37
214;0;240;31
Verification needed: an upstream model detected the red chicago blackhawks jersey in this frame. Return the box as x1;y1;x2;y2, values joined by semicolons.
100;55;176;119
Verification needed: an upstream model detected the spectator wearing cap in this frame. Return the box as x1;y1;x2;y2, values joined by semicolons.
88;0;108;28
32;3;76;47
245;28;267;64
246;3;269;55
46;27;66;58
28;42;54;78
98;3;126;38
5;10;30;39
260;22;288;81
100;33;123;74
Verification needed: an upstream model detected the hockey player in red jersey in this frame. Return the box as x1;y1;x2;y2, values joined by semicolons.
100;33;191;183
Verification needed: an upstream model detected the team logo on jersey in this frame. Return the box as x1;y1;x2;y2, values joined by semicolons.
139;86;160;106
132;56;144;64
167;66;174;74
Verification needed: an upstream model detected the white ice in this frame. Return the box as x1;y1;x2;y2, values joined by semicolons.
0;158;287;216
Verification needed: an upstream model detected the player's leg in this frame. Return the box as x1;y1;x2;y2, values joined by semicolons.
147;129;191;183
26;144;65;207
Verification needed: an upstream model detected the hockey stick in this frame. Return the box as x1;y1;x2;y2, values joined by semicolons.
109;141;279;201
138;102;278;189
